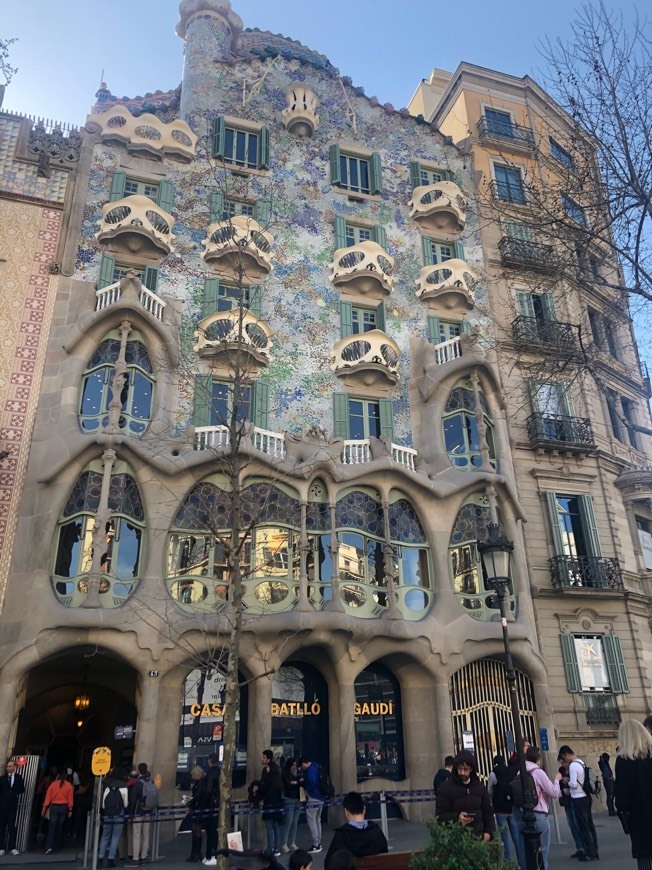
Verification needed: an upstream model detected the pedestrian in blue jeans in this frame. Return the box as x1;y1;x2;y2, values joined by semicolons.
517;747;562;870
98;772;129;868
258;750;283;856
280;758;302;853
486;755;521;865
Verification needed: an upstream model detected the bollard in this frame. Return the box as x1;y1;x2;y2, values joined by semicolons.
379;791;389;842
91;775;103;870
152;808;160;861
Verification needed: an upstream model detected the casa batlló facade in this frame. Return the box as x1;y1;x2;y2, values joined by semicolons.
0;0;650;811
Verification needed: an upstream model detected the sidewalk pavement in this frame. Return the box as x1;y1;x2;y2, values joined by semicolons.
0;807;634;868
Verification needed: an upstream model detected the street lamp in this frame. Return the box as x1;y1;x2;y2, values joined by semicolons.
477;524;542;870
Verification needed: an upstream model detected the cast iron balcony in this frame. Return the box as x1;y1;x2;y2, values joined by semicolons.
499;236;554;272
330;329;401;386
415;259;476;309
202;215;273;282
329;240;395;296
95;194;175;256
583;693;621;726
478;115;535;151
526;413;595;452
512;316;576;349
549;555;623;590
408;180;467;235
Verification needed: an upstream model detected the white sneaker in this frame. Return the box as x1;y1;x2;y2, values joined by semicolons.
281;845;290;854
203;859;217;866
11;850;19;856
0;850;5;856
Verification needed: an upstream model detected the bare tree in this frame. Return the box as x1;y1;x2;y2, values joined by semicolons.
0;38;17;87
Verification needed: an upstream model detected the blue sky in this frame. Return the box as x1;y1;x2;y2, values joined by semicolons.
2;0;629;126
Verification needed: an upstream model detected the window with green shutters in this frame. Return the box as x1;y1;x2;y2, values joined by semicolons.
98;254;158;293
334;216;387;250
110;172;174;212
560;633;629;693
202;277;257;319
192;376;267;429
340;301;386;337
409;161;453;188
211;116;270;170
427;317;465;345
333;393;394;441
329;145;383;195
423;237;464;265
545;492;601;560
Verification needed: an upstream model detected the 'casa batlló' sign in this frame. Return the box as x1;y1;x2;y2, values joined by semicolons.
189;701;394;718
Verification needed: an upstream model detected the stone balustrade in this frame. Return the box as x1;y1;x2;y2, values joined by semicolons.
408;180;467;234
330;329;401;385
87;104;197;162
202;215;273;282
95;194;175;256
95;279;166;321
432;335;462;365
329;240;395;296
415;258;476;307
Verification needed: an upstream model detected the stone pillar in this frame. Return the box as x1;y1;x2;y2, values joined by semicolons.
0;675;21;759
248;672;272;784
335;682;357;795
155;671;186;803
134;672;161;770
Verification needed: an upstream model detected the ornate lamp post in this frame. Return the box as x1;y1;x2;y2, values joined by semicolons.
477;524;543;870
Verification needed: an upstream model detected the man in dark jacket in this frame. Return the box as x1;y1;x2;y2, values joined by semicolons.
436;749;495;842
0;760;25;855
324;792;388;870
203;753;220;865
433;756;455;795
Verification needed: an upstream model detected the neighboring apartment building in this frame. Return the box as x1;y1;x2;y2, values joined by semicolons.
0;1;648;808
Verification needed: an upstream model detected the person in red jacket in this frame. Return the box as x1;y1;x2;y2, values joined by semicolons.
42;772;73;854
436;750;495;842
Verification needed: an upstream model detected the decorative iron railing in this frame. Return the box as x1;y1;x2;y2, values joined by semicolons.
511;316;577;348
526;413;595;449
549;555;623;590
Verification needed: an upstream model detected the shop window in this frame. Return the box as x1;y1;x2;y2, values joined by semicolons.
79;334;154;436
178;666;248;789
52;464;145;607
448;494;514;621
442;378;495;470
271;663;329;766
355;664;404;782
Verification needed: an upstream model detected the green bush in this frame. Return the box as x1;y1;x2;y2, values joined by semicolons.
410;820;515;870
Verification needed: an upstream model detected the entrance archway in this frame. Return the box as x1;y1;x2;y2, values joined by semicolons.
14;646;138;778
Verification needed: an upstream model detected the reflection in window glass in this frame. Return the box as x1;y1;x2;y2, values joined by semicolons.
355;664;404;782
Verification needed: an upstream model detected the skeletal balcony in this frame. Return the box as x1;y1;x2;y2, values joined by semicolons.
330;329;401;387
95;194;175;257
408;181;467;235
415;259;476;309
86;104;197;162
202;215;273;282
194;309;272;365
329;241;395;296
282;87;319;138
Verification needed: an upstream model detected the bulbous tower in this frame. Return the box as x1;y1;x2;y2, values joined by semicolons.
177;0;243;121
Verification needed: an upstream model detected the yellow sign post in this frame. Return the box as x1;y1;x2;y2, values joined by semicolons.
91;746;111;776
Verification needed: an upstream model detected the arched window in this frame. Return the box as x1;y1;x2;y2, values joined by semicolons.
387;492;431;617
52;462;145;608
448;493;514;620
442;378;495;470
354;663;404;781
79;332;153;434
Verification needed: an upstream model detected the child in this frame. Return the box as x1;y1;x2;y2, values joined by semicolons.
289;849;312;870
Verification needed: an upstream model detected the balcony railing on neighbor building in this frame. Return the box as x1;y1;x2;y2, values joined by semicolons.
526;413;595;450
583;693;621;726
478;115;535;148
549;555;623;590
512;316;577;348
499;236;554;272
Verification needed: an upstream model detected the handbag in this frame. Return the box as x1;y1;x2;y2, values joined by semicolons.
299;786;307;803
43;806;51;820
617;810;631;836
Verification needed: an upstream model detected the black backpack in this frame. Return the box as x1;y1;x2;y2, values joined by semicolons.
104;784;124;815
508;770;537;808
317;765;335;799
577;761;599;796
492;766;513;813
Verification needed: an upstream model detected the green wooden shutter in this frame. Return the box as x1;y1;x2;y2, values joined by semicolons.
333;393;349;439
248;286;263;318
212;116;225;160
203;277;220;319
427;315;441;345
109;171;126;202
560;634;582;693
460;320;472;335
578;495;601;557
442;169;454;182
602;635;629;693
209;191;225;224
558;383;575;417
143;266;159;293
516;291;535;319
453;241;465;260
98;253;116;289
193;374;213;427
157;180;175;213
541;292;557;323
329;144;341;185
422;237;434;265
375;301;386;333
252;379;270;428
369;152;383;195
254;197;271;228
409;161;422;189
340;301;353;338
335;215;347;249
258;126;270;170
528;380;541;412
379;399;394;441
371;225;387;249
545;491;565;556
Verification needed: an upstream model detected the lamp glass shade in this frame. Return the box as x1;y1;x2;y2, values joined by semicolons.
75;694;90;711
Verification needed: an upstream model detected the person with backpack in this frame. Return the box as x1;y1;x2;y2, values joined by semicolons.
299;756;325;854
98;768;129;868
558;745;599;862
558;759;585;859
487;755;522;867
515;746;561;870
130;764;158;867
598;752;617;816
435;750;495;842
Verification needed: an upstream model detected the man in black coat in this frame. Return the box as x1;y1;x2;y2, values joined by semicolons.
324;791;388;870
436;749;495;842
0;759;25;855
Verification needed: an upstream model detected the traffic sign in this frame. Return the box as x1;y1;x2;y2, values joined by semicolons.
91;746;111;776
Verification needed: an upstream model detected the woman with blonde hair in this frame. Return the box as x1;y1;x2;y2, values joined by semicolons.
615;719;652;870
